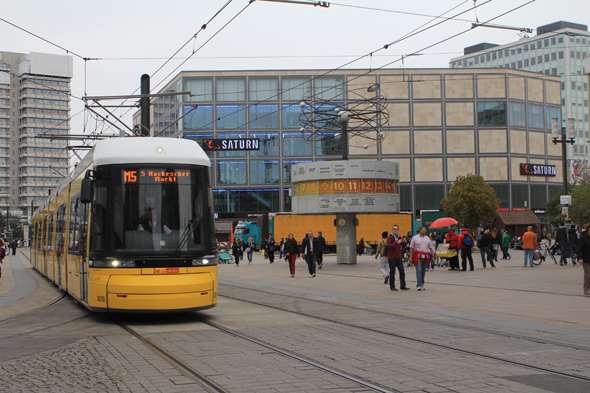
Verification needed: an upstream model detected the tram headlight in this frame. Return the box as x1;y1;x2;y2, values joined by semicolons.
89;259;136;268
192;255;217;266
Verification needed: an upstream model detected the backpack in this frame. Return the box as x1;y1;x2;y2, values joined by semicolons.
462;234;473;248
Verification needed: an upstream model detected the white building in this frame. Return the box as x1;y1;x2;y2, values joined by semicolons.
0;52;72;221
450;21;590;181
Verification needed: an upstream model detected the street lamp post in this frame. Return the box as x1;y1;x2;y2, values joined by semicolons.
337;110;350;160
551;118;576;195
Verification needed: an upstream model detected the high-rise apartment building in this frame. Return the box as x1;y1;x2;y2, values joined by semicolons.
450;21;590;181
0;51;72;221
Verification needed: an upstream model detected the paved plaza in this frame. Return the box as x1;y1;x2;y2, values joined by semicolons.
0;247;589;392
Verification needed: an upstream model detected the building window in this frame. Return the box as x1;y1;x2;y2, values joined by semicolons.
527;104;544;129
250;160;280;184
544;54;550;63
571;50;575;58
249;132;279;157
499;50;503;59
492;52;497;60
558;51;564;59
477;102;506;126
489;184;509;208
509;103;526;127
545;107;561;131
314;76;344;100
544;39;549;47
530;43;535;50
283;189;292;212
511;49;516;56
552;68;557;75
537;55;543;64
415;185;444;211
517;47;522;54
282;104;305;128
282;132;313;156
558;37;563;44
216;77;246;101
531;57;536;66
316;133;342;156
504;49;510;57
183;77;213;102
474;57;479;65
551;37;556;45
217;161;247;185
249;105;279;128
283;160;311;184
183;105;213;130
511;62;516;69
524;59;529;67
524;44;528;52
512;184;528;208
486;53;491;62
399;185;412;212
551;52;556;61
517;60;523;68
213;189;280;213
249;77;278;101
216;105;246;129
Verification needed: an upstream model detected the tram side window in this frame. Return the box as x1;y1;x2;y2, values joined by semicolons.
90;184;107;251
47;213;55;252
76;201;89;256
56;204;66;254
68;198;79;254
42;217;48;251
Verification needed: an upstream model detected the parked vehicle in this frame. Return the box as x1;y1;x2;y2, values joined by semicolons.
234;221;261;251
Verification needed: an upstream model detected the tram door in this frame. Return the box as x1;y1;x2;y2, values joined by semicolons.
55;204;67;287
42;216;48;275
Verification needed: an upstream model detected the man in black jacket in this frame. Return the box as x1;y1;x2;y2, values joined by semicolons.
301;231;319;277
554;223;569;265
479;229;495;268
568;225;579;265
316;231;326;269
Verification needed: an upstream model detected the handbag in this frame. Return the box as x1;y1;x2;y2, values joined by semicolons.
245;247;251;253
492;244;500;250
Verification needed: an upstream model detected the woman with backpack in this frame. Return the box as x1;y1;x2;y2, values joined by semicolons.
458;228;475;271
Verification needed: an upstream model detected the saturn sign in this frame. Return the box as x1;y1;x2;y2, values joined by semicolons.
520;163;556;176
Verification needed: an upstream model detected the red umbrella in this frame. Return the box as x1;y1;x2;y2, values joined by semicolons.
429;217;458;229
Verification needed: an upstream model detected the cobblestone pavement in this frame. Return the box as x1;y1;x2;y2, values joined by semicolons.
0;339;130;393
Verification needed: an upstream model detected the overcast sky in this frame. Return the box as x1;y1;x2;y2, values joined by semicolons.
1;0;588;138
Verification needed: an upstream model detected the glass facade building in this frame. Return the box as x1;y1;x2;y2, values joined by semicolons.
449;21;590;180
144;68;564;215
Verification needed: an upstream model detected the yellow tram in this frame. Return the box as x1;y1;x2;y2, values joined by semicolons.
30;137;217;312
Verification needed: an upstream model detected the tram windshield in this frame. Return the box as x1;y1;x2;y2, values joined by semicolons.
91;166;214;255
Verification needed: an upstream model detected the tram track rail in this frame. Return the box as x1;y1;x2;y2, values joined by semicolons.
221;280;590;352
219;282;590;385
186;313;400;393
111;313;400;393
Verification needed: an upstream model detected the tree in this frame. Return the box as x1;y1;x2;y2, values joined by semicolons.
569;180;590;225
9;217;23;239
441;174;500;231
545;194;563;226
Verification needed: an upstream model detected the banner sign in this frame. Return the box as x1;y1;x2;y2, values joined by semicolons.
520;163;556;176
201;139;260;151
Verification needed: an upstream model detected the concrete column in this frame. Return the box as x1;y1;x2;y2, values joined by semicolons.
336;213;357;265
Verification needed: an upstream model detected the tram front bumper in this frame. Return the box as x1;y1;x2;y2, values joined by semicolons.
106;272;214;311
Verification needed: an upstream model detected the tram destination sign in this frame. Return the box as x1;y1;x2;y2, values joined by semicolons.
201;138;260;151
520;163;556;176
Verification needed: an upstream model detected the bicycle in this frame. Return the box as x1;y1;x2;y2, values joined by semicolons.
532;242;557;266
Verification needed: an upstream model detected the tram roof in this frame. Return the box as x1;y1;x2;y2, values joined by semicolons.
93;137;210;167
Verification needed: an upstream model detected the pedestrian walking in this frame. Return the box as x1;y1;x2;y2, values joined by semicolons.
554;222;568;265
386;224;409;291
284;233;299;277
231;237;241;269
575;223;590;295
501;229;512;260
568;225;579;265
427;234;436;270
246;237;254;264
375;231;390;284
10;239;18;256
491;228;501;262
522;226;538;267
458;228;475;271
0;238;4;277
301;231;319;277
357;238;365;256
446;228;460;270
265;234;276;264
410;227;434;291
479;229;495;268
238;238;245;261
316;231;326;269
279;238;285;259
